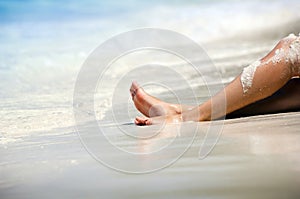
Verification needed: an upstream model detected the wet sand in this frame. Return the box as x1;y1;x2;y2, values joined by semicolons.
1;112;300;199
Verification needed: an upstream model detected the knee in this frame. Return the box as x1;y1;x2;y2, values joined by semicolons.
277;34;300;77
289;39;300;76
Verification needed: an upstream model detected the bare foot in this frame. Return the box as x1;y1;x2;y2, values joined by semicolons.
130;81;184;117
134;114;183;126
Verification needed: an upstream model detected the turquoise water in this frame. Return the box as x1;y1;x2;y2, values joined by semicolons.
1;0;299;97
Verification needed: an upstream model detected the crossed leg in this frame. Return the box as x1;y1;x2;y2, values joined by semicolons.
131;34;300;125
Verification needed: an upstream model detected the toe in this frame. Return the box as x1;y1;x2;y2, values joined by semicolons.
135;116;152;126
130;81;140;100
132;81;139;89
130;81;138;92
145;118;152;125
135;116;145;125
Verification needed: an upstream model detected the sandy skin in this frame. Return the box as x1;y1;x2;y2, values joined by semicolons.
131;35;300;125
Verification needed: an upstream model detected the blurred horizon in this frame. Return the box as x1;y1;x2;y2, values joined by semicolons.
0;0;300;98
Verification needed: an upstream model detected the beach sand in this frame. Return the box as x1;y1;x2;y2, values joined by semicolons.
1;112;300;199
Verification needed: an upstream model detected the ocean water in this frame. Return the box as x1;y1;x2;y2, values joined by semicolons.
1;0;300;137
1;0;300;198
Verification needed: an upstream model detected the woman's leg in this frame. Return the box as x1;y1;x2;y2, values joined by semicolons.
133;35;300;125
132;78;300;124
226;78;300;118
130;78;300;119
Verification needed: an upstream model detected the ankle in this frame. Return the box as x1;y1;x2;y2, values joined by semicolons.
168;104;182;115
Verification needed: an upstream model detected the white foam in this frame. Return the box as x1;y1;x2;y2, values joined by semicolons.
276;34;300;74
288;38;300;74
287;33;297;39
241;60;261;93
261;34;300;76
272;48;285;64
